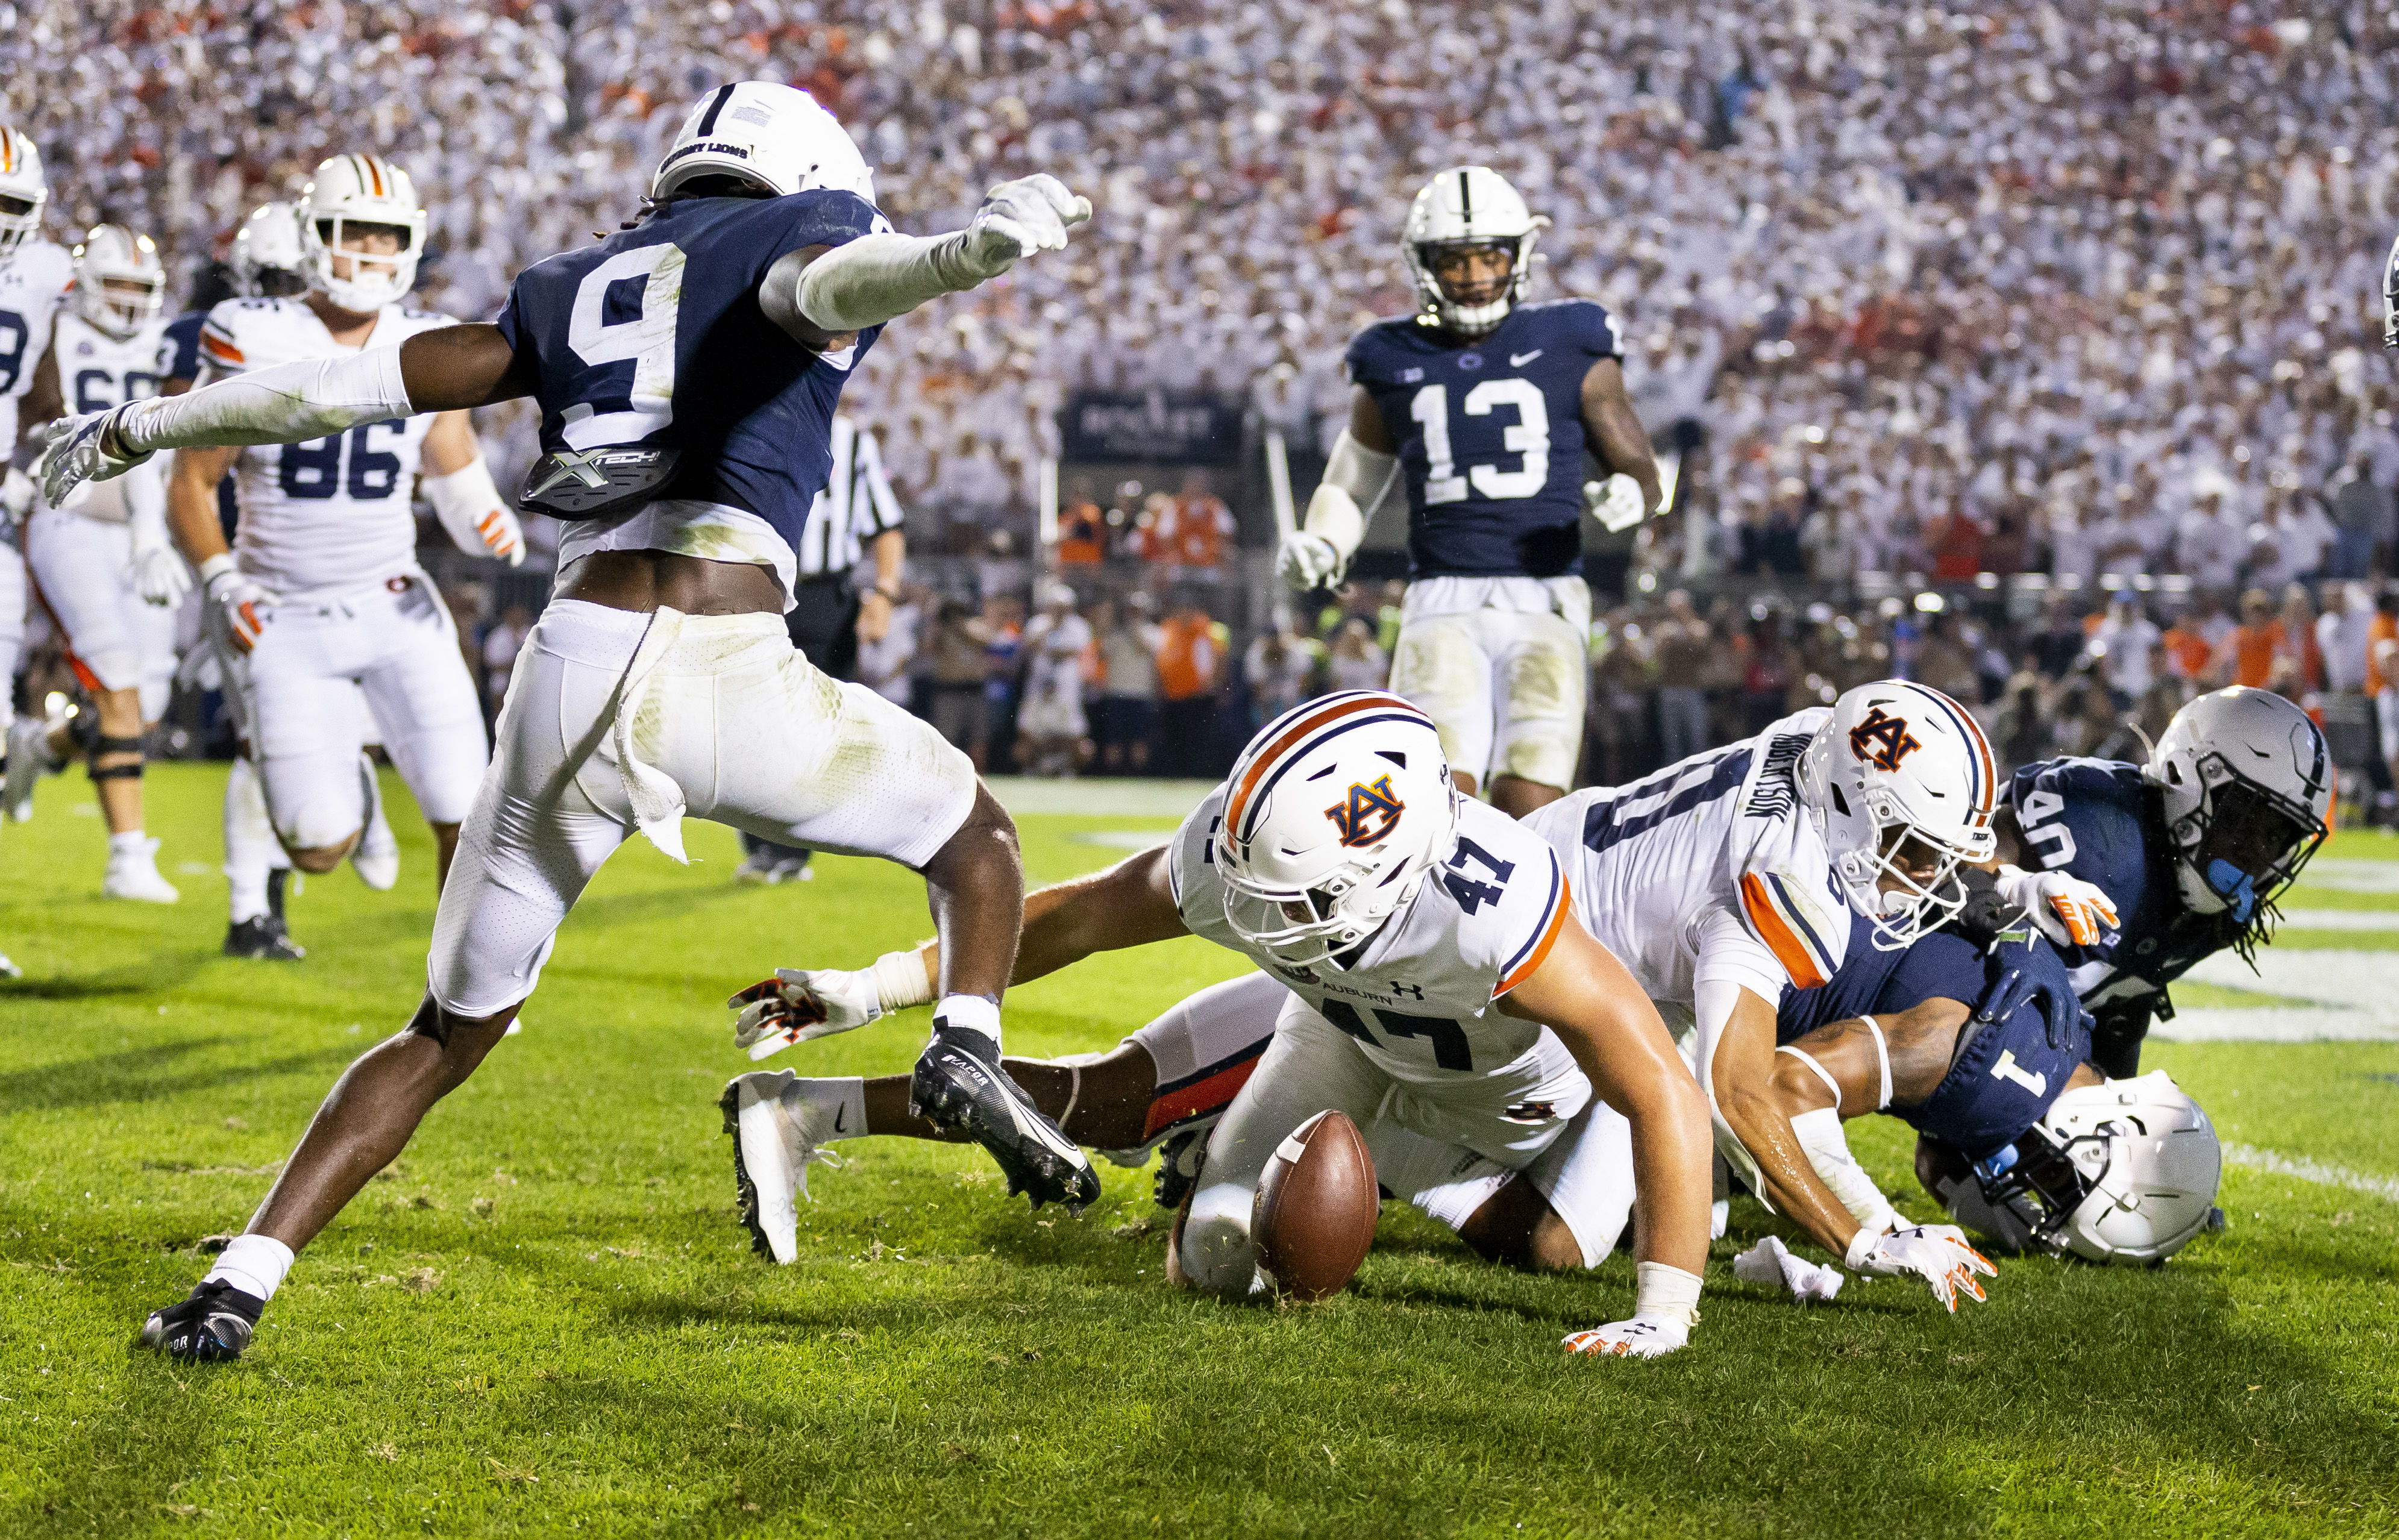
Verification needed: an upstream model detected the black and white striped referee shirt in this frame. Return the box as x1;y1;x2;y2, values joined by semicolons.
796;415;907;579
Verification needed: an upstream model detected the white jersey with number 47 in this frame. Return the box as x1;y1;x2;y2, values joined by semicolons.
199;296;455;597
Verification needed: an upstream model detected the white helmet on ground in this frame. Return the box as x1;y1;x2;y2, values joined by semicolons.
299;154;427;312
70;224;166;339
1945;1071;2222;1265
230;202;308;298
1798;680;1998;951
1402;166;1547;338
1217;690;1458;968
652;81;874;204
0;125;46;266
2146;686;2330;948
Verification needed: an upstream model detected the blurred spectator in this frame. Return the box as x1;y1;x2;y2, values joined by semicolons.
1156;592;1226;777
1653;590;1711;765
982;593;1026;774
925;598;993;771
859;581;925;708
2327;452;2391;581
1244;613;1322;727
2219;589;2283;690
1144;471;1237;584
2092;595;2161;706
1093;593;1162;775
1325;617;1389;695
1017;583;1094;777
1056;481;1108;568
2269;584;2325;701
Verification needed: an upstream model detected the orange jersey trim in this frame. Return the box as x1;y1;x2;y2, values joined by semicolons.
201;330;244;365
1739;872;1831;991
1496;875;1572;996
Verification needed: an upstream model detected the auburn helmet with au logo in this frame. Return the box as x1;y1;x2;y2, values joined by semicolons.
1217;690;1458;967
1798;680;1997;951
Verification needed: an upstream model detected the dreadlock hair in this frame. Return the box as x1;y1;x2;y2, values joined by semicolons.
617;173;780;231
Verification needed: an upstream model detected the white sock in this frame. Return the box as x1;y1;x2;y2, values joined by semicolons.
224;756;279;924
108;830;150;854
936;994;1002;1047
800;1076;870;1140
204;1233;295;1302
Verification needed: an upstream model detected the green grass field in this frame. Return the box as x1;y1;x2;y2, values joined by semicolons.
4;764;2397;1538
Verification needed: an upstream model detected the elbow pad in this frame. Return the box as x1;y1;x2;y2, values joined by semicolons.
1301;430;1400;563
118;345;413;457
1789;1107;1902;1236
795;231;978;333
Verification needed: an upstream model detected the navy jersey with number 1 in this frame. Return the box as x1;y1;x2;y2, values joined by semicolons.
1345;298;1621;579
494;189;891;562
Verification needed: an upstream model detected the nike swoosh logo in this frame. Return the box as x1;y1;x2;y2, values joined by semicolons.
833;1104;847;1133
1510;349;1543;366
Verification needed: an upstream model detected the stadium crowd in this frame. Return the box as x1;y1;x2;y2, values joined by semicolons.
14;0;2399;792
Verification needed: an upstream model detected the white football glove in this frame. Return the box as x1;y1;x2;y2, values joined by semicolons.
1275;528;1345;590
956;174;1092;283
1731;1234;1845;1304
1585;472;1649;533
466;503;525;566
0;466;33;521
38;404;152;506
1995;866;2120;948
131;524;192;607
1562;1314;1691;1359
199;556;272;653
1851;1223;1995;1313
729;966;886;1059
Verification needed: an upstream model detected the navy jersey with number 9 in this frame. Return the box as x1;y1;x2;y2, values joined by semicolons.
494;189;891;560
1344;298;1621;579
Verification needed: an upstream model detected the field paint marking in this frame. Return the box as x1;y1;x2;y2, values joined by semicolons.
1071;830;1173;851
2224;1144;2399;1205
987;777;1215;819
2181;950;2399;1014
2275;909;2399;931
2154;1009;2399;1042
2292;859;2399;894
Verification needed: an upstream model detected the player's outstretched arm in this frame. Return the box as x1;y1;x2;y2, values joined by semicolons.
732;843;1190;1057
37;323;531;506
1578;357;1661;527
1278;387;1399;590
759;174;1091;347
1766;1000;1969;1238
1499;915;1710;1356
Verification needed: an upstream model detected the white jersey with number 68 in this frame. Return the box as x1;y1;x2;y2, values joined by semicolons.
198;296;455;597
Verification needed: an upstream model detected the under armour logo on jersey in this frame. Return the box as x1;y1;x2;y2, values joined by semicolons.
1848;706;1924;772
1325;774;1406;848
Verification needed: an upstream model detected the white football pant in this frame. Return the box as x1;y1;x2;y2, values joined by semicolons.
427;599;978;1018
1387;575;1590;792
24;507;180;721
0;542;24;708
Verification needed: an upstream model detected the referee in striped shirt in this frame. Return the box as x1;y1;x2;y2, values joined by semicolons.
736;415;911;884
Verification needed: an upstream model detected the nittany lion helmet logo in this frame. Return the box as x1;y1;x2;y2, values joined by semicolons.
1325;774;1406;848
1847;706;1924;772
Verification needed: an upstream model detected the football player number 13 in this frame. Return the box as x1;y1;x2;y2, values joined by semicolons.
1410;380;1550;504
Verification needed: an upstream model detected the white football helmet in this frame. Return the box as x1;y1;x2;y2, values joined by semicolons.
1402;166;1547;338
1798;680;1998;951
0;124;46;266
1216;690;1458;968
1945;1072;2222;1265
653;81;874;203
69;225;166;340
299;154;427;312
230;202;308;298
2146;686;2330;947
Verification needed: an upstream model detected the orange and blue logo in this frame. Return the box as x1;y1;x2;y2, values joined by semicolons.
1847;706;1922;772
1325;775;1406;848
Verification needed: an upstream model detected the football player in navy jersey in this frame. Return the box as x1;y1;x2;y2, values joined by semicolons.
1277;166;1661;817
45;81;1103;1362
1989;686;2331;1078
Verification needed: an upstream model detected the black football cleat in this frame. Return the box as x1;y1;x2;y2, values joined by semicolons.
139;1279;264;1362
1152;1128;1207;1210
910;1021;1100;1210
223;916;305;960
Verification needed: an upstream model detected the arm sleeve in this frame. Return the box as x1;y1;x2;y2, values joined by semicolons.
114;345;415;459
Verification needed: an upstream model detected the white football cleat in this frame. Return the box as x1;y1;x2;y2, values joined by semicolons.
103;837;180;904
719;1069;843;1265
0;948;21;979
4;712;60;821
350;755;400;891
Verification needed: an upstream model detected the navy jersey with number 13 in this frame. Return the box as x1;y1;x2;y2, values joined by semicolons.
1345;298;1621;580
495;189;891;557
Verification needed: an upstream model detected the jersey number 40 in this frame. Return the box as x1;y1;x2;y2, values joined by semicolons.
1410;381;1550;504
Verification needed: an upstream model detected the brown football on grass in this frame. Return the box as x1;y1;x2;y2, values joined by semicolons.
1252;1109;1378;1301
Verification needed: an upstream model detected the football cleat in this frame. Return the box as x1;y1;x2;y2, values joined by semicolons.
910;1020;1100;1210
102;837;180;904
0;948;20;979
224;916;305;961
1151;1128;1208;1211
4;711;60;821
139;1278;264;1362
718;1069;844;1264
351;755;399;891
731;848;781;886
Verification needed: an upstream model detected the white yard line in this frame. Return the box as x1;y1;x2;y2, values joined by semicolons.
2292;858;2399;894
2153;1009;2399;1042
2223;1144;2399;1205
2274;909;2399;931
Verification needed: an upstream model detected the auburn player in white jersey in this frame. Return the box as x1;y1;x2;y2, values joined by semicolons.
0;124;74;975
19;225;186;901
163;157;524;958
727;692;1717;1357
1278;167;1661;816
1516;679;2049;1306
